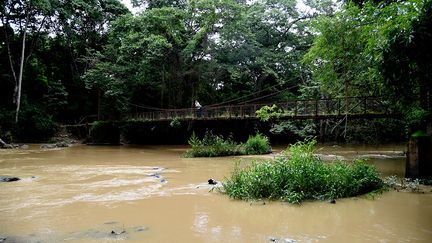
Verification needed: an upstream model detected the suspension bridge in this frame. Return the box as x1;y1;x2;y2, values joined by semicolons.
126;96;398;121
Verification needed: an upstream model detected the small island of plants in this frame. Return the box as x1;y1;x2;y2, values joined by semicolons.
183;131;271;157
223;140;384;204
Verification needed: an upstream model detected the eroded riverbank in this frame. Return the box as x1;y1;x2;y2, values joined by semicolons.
1;144;431;242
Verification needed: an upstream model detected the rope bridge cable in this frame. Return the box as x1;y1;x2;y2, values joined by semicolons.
127;80;301;111
127;102;169;111
235;84;299;105
205;82;288;107
124;72;305;111
206;74;305;107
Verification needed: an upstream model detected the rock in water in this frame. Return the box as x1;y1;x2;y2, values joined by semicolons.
0;176;20;182
40;144;57;149
208;179;217;185
56;142;70;147
111;230;126;235
0;138;13;149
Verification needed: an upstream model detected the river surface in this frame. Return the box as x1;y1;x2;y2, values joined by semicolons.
1;144;432;242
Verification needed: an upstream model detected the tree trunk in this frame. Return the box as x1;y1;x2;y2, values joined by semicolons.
97;87;101;120
15;29;27;123
161;64;165;107
15;11;29;123
3;27;18;86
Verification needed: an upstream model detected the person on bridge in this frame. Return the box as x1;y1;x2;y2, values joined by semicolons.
195;100;203;118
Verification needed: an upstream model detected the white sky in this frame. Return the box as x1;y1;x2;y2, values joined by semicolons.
121;0;315;15
121;0;133;10
122;0;140;14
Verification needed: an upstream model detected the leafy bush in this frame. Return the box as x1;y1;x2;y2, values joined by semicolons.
184;131;243;157
345;118;406;144
270;120;316;140
256;104;281;122
405;106;430;129
0;107;16;143
88;121;120;144
170;117;181;128
0;103;57;142
223;140;384;204
184;131;272;157
244;134;271;155
18;104;56;141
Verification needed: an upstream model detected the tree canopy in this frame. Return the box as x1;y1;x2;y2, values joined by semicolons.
0;0;430;141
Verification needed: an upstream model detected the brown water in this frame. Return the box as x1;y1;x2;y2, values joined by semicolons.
1;144;431;242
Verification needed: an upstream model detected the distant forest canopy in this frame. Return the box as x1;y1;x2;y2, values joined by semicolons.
0;0;430;140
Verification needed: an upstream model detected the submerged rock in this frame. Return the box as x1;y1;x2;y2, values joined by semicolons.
250;200;266;206
0;235;41;243
0;138;12;149
133;226;148;232
104;221;118;225
40;142;70;149
0;176;20;182
40;144;57;149
269;237;297;243
150;173;161;178
19;144;29;149
110;230;126;235
317;154;345;161
358;153;405;160
56;142;70;148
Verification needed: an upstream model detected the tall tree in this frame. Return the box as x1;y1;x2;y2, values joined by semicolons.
0;0;129;139
382;0;432;130
1;0;54;122
209;0;316;103
303;0;427;99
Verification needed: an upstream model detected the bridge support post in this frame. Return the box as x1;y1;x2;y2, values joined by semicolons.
406;135;432;178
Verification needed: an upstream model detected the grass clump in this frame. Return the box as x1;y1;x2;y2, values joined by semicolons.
223;140;384;204
184;132;272;157
244;134;272;155
183;131;243;157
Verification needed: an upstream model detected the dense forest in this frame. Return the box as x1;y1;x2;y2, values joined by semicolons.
0;0;430;142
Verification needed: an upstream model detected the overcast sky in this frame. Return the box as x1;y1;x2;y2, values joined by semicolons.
121;0;133;11
120;0;315;15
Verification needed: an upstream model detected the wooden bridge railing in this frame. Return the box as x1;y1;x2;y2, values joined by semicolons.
126;97;392;121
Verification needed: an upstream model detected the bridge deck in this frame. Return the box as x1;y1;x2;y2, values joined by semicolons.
126;97;397;122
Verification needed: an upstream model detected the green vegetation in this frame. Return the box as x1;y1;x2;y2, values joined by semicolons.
244;134;271;155
88;121;120;144
184;131;271;157
255;105;281;122
303;0;431;135
184;131;243;157
169;117;181;128
0;0;430;142
223;140;384;204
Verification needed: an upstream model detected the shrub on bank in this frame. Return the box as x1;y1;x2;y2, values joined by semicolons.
183;131;243;157
184;132;272;157
244;133;271;155
88;121;120;144
223;140;384;204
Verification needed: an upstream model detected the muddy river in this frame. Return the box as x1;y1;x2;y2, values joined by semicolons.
1;144;431;242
